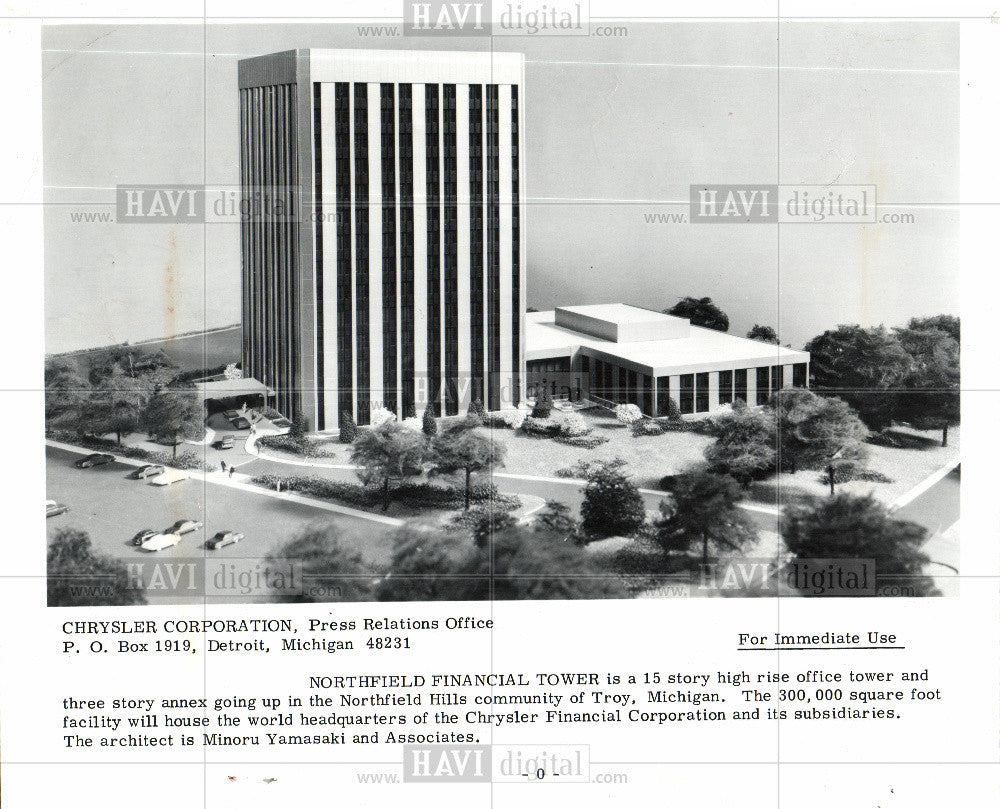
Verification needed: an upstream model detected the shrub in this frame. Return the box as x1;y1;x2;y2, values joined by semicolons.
664;396;682;421
531;386;553;418
560;412;591;437
370;407;397;428
555;459;597;479
421;409;438;438
614;403;643;426
250;474;520;513
580;459;646;538
553;434;609;449
520;416;562;438
262;407;283;420
819;466;894;485
45;429;202;469
482;409;526;430
631;418;664;437
257;434;336;459
339;411;357;443
468;398;487;424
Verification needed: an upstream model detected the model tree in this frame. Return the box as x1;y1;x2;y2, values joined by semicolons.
666;296;730;332
769;388;869;474
376;527;477;601
654;470;757;568
350;420;426;510
47;528;147;607
580;458;646;538
804;324;911;431
339;411;357;443
746;324;779;344
377;525;624;601
267;523;376;602
531;382;553;418
894;322;960;446
703;401;777;485
421;408;438;439
143;388;205;458
468;398;487;424
907;314;959;344
430;420;507;511
44;358;92;430
782;493;938;597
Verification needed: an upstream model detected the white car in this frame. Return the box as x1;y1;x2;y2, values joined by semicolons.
149;469;189;486
139;533;181;552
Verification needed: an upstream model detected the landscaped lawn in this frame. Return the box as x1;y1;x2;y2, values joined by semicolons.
748;425;960;508
490;407;713;488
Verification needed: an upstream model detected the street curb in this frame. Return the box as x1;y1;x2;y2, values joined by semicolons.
888;455;961;512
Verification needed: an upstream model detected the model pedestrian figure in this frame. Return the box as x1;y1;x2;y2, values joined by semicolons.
220;460;226;472
229;466;235;478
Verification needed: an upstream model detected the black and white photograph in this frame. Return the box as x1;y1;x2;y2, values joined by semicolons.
5;3;1000;808
41;15;961;606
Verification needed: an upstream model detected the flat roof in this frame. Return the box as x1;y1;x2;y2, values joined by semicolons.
526;309;809;376
556;303;681;325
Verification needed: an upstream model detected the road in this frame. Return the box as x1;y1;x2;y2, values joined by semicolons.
45;446;395;603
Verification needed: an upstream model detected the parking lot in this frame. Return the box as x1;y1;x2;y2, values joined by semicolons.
45;446;394;603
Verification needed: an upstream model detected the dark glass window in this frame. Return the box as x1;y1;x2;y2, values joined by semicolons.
755;367;770;405
353;83;370;425
381;84;397;416
443;83;459;415
425;84;441;416
641;374;653;415
398;84;415;417
485;84;501;410
312;82;325;430
468;84;484;406
656;376;670;416
695;372;710;412
793;362;807;388
770;365;783;396
679;374;694;414
510;85;521;405
734;368;748;403
718;369;733;405
334;82;353;424
626;369;637;405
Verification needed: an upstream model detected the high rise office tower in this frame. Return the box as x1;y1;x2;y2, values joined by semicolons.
238;49;526;430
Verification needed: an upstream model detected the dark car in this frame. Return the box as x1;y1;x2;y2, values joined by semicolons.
130;528;157;547
166;519;204;536
213;436;235;450
206;531;245;550
229;416;251;430
75;453;115;469
133;464;166;479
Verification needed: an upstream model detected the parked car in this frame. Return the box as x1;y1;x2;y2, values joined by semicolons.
45;500;69;518
130;528;157;546
75;453;114;469
206;531;244;550
140;533;181;552
148;470;189;486
213;436;235;450
133;464;166;479
166;518;204;536
230;416;251;430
